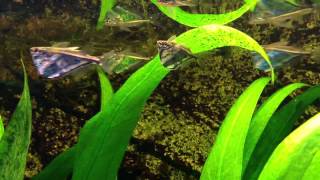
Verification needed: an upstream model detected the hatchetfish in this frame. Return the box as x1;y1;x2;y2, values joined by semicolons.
156;0;218;7
30;46;149;79
252;42;311;72
249;0;319;28
105;5;150;31
156;0;197;7
101;51;150;74
157;40;195;69
249;7;315;28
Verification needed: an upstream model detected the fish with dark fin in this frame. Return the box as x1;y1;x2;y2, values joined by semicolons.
30;45;150;79
30;47;100;79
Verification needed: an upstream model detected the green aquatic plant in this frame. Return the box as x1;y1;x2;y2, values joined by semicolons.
34;23;273;179
0;61;32;180
0;116;3;141
96;0;117;30
151;0;259;27
201;77;320;180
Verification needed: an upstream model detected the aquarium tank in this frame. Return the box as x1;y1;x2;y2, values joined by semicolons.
0;0;320;179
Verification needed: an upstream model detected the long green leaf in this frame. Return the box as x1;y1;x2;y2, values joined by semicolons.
72;56;169;180
258;113;320;180
0;61;32;180
150;0;258;27
32;148;76;180
96;0;116;30
243;83;306;171
200;77;270;180
245;85;320;180
0;116;3;141
32;67;113;180
97;67;113;111
173;24;274;82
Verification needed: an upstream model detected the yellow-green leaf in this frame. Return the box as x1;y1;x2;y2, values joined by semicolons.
259;113;320;180
201;77;270;180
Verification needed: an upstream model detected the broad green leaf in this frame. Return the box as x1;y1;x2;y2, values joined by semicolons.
32;147;76;180
33;67;113;180
96;0;116;30
0;116;3;141
245;85;320;180
259;113;320;180
72;56;170;180
173;24;274;82
200;77;270;180
302;150;320;179
151;0;259;27
243;83;306;170
0;61;32;180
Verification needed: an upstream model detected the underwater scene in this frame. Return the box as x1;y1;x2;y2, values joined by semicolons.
1;0;320;179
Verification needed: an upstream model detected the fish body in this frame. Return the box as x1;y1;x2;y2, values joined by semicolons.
249;8;314;28
255;0;301;16
157;0;197;7
253;42;310;72
31;46;149;78
105;6;150;31
157;40;194;69
100;51;149;74
30;47;100;79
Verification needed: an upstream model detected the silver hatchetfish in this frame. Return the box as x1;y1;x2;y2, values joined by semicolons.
249;7;315;28
101;50;150;75
105;5;150;31
156;0;197;7
249;0;319;28
253;42;311;72
156;0;218;7
30;46;149;79
157;40;195;69
255;0;302;16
